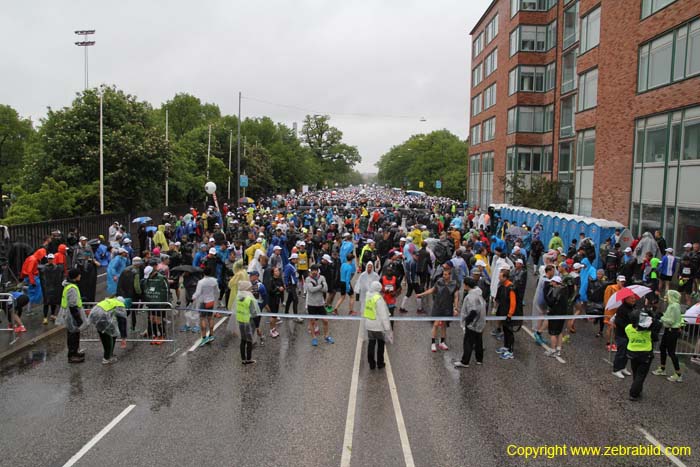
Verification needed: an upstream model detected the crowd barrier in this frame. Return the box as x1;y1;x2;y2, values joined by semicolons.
79;301;176;347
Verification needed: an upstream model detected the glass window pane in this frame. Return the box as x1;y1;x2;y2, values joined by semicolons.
520;107;534;132
644;116;668;163
563;2;578;49
638;45;649;91
584;130;596;166
683;109;700;161
509;68;517;94
585;8;600;51
518;149;531;172
674;26;688;82
688;20;700;76
534;107;544;132
640;204;662;237
562;50;577;93
508;108;516;133
648;33;673;88
670;112;682;161
532;147;542;172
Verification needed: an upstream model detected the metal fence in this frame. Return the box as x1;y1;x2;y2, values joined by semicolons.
80;301;176;347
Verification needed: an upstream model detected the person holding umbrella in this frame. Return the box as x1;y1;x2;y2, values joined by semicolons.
607;285;651;379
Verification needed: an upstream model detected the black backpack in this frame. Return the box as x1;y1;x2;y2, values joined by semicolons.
433;239;453;265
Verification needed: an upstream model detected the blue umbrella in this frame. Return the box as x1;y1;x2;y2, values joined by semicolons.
146;226;157;233
132;216;152;224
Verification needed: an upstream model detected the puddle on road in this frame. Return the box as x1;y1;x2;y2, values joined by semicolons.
0;334;65;378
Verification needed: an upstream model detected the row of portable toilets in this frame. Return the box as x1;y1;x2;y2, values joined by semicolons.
490;204;628;269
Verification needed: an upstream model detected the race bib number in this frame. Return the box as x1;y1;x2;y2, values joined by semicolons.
385;285;394;292
682;267;692;275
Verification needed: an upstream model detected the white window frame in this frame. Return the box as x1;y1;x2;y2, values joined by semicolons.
580;6;601;54
577;68;598;111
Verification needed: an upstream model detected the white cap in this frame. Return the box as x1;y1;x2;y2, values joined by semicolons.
573;263;583;270
256;238;262;243
79;236;87;241
208;238;215;243
624;247;632;253
273;245;282;251
115;296;125;304
343;232;351;238
551;276;563;284
290;253;299;259
209;248;217;255
513;246;520;252
322;254;332;262
298;241;306;246
118;248;127;254
233;220;239;224
617;275;626;282
475;260;487;267
515;259;524;265
144;266;154;277
366;239;375;243
665;247;674;253
123;238;132;244
684;243;693;248
400;237;406;242
47;253;55;259
175;241;181;246
132;257;143;264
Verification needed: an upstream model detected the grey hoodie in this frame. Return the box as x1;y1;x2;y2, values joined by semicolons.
461;287;486;333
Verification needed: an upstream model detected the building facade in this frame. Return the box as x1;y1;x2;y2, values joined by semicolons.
467;0;700;251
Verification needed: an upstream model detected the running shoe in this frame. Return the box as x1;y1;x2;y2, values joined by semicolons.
191;326;201;333
453;361;469;368
179;325;190;332
259;336;265;347
120;340;127;349
621;368;631;376
438;342;449;351
490;329;502;336
495;346;508;354
651;367;667;376
324;336;335;344
544;349;557;357
42;318;48;325
242;360;256;365
499;351;514;360
612;370;625;379
399;308;408;314
667;374;683;383
534;332;545;346
416;309;425;314
102;358;112;365
495;334;504;341
295;318;304;323
206;335;215;344
311;337;318;346
269;329;279;338
198;337;208;347
431;343;437;352
17;325;27;333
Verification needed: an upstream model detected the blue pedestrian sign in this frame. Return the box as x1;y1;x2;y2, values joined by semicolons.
240;175;249;187
435;180;442;189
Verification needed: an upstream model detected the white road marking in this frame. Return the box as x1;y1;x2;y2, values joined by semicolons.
522;327;566;364
185;316;228;354
62;404;135;467
340;324;363;467
167;348;180;357
385;353;415;467
636;426;687;467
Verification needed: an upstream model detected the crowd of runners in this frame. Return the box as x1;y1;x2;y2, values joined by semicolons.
5;186;700;400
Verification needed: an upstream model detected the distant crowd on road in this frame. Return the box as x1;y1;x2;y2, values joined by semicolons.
2;186;698;400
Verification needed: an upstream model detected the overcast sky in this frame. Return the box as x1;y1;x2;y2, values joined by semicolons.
0;0;489;173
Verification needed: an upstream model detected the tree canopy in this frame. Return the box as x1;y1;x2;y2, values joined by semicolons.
375;130;468;199
0;88;364;224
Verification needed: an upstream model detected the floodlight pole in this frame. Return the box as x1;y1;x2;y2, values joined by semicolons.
74;30;95;89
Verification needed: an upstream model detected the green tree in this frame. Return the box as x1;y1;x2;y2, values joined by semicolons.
158;93;221;140
2;178;81;224
0;105;33;217
301;115;361;184
500;174;570;212
376;130;468;199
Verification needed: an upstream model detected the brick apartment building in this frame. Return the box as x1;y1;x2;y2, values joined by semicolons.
467;0;700;251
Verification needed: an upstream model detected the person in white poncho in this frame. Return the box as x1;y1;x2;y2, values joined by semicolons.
362;281;392;369
355;262;380;311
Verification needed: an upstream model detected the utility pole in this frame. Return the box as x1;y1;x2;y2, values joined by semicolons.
74;30;95;89
99;91;104;214
165;108;169;206
237;91;241;205
227;129;233;200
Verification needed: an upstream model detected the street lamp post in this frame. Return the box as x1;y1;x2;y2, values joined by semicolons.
99;90;104;214
237;92;241;205
227;129;233;200
74;30;95;90
165;109;169;206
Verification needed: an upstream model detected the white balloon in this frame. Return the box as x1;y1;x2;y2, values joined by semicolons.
204;181;217;195
290;189;296;195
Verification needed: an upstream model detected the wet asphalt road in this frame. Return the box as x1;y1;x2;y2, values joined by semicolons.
1;272;699;467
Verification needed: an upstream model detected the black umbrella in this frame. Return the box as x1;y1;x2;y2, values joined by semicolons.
170;265;203;274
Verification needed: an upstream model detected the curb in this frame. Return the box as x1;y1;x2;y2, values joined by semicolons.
0;325;66;362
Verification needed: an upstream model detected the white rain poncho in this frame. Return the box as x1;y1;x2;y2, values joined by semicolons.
355;264;380;310
634;231;660;262
490;255;514;298
360;281;392;343
88;300;127;337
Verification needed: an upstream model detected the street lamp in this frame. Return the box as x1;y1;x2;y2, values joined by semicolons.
74;30;95;90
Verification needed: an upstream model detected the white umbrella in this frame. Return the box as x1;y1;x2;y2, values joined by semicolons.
605;285;652;310
684;303;700;325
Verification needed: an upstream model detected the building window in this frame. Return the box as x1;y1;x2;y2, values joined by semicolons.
508;106;554;134
510;0;556;17
510;22;557;56
484;83;497;109
485;14;499;44
472;62;483;87
580;6;601;54
641;0;678;19
558;141;574;211
472;94;482;117
560;96;575;137
473;32;484;58
506;145;554;188
561;48;578;93
578;68;598;111
471;124;481;145
508;63;556;94
485;49;498;77
574;129;595;216
563;1;579;50
469;155;481;206
480;152;494;207
631;106;700;251
482;117;496;142
638;19;700;92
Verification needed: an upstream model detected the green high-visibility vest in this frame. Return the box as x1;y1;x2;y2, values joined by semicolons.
96;298;124;313
364;294;382;320
60;283;82;308
625;324;652;352
236;296;255;324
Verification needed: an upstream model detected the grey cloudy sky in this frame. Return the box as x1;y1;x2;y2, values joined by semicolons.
0;0;489;173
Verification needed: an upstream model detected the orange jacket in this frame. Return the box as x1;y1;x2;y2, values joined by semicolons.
54;244;68;277
21;248;47;285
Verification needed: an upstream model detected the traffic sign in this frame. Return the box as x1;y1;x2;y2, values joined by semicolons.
240;175;249;187
419;181;424;188
435;180;442;189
